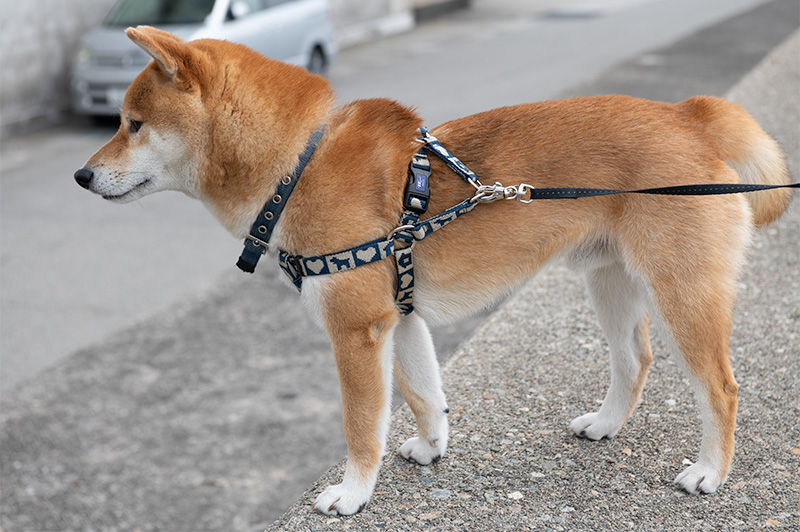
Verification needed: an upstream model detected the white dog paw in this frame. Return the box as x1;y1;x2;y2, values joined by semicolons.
313;483;370;516
674;462;725;494
399;436;445;465
569;412;621;441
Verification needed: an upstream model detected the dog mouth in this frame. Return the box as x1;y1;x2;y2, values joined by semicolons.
101;178;152;201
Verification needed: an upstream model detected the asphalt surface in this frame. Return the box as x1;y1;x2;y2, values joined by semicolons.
1;1;798;531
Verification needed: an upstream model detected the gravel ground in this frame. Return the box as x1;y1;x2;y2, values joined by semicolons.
270;29;800;532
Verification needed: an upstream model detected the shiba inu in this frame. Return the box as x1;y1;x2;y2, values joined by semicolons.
74;26;792;516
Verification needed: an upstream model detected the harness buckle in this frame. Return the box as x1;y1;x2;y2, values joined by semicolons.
404;154;431;214
244;234;270;254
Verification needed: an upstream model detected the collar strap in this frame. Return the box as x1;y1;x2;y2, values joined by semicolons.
237;126;326;273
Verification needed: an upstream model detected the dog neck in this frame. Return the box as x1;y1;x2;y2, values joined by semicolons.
197;64;335;239
269;99;424;258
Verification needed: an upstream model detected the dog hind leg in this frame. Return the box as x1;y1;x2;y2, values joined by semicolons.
631;200;747;494
671;359;737;494
394;312;449;465
655;288;739;494
654;282;739;494
570;261;652;440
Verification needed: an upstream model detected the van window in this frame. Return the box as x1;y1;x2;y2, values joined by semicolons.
105;0;216;26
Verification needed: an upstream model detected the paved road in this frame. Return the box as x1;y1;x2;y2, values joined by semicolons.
1;0;797;530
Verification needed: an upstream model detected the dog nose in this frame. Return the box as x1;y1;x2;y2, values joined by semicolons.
74;167;94;189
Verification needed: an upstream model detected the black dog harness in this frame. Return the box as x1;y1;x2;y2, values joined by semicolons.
238;126;799;316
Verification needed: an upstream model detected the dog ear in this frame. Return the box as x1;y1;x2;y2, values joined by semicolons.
126;26;203;90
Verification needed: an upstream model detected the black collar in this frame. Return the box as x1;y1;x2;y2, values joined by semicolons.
236;126;325;273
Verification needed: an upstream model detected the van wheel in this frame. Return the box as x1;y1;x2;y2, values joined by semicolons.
307;47;327;75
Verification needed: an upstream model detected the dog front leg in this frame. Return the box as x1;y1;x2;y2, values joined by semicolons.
314;310;397;516
394;312;449;465
570;262;652;440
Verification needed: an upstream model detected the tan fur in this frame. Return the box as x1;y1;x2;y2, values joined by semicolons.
78;27;793;515
682;96;792;226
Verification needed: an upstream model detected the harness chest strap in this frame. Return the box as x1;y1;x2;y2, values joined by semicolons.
279;197;477;313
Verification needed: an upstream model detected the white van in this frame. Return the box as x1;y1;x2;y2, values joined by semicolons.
70;0;337;115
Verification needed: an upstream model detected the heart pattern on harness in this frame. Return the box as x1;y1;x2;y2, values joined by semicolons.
305;259;325;275
399;272;413;289
356;247;377;263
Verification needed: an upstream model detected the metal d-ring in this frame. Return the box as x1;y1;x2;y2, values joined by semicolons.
387;224;415;241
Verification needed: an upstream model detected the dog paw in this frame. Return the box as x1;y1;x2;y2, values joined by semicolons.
313;483;370;516
674;462;725;494
569;412;621;441
399;436;444;465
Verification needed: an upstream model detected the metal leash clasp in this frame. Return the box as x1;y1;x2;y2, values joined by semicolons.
472;182;505;203
472;182;534;204
509;183;534;203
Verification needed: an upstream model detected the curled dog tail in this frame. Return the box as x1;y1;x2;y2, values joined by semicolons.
684;95;792;227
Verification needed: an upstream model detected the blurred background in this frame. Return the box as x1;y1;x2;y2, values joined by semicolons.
0;0;449;135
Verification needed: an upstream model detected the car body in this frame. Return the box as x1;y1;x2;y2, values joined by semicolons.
70;0;336;115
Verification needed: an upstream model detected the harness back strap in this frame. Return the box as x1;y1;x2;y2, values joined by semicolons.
419;127;478;186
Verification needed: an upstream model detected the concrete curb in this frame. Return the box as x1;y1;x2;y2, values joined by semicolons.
269;28;800;532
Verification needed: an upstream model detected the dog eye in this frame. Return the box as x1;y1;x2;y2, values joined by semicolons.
129;119;143;134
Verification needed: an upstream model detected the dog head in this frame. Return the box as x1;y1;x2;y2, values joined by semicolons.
74;26;333;235
73;27;215;203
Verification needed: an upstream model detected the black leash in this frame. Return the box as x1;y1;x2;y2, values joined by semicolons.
524;182;800;200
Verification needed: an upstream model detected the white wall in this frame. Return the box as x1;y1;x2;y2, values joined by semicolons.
0;0;117;132
0;0;414;137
